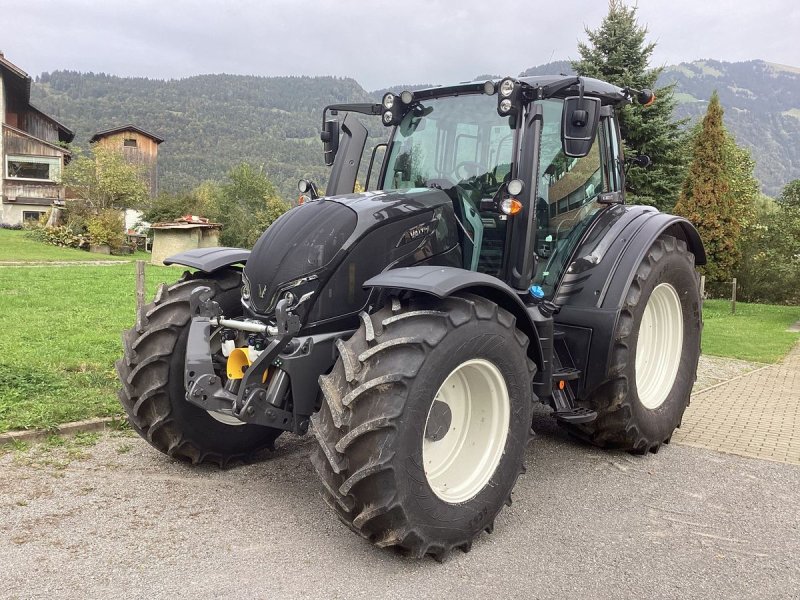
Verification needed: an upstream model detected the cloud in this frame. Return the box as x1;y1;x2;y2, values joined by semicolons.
4;0;798;89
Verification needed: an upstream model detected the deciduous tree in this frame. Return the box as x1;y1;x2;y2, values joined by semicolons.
62;146;149;210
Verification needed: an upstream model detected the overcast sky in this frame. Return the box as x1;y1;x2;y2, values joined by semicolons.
3;0;798;90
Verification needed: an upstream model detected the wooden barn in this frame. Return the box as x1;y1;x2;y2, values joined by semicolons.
0;53;74;225
90;125;163;198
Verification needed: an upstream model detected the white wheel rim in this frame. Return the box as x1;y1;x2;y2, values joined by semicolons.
422;359;510;504
207;410;246;426
635;282;684;410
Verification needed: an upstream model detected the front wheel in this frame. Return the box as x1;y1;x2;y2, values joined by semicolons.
116;269;282;465
310;294;536;560
564;235;702;453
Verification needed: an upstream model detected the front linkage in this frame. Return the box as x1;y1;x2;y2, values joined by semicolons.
184;286;329;434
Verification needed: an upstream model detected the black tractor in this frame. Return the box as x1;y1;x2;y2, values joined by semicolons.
117;75;704;560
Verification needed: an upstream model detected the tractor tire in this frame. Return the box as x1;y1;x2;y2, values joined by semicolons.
310;293;535;560
116;268;282;466
564;234;701;453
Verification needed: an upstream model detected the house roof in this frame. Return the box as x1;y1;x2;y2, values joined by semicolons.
0;53;75;143
90;125;164;144
0;53;32;104
2;124;72;156
28;104;75;143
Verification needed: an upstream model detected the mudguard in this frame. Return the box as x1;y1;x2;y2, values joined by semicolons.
163;247;250;272
364;266;544;371
552;204;705;399
553;205;705;309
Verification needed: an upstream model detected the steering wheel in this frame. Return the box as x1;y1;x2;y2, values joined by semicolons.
455;161;484;181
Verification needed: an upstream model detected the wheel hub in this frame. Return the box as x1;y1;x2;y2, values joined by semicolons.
424;400;453;442
422;359;510;504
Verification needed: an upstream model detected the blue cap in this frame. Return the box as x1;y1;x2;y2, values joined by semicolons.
529;285;545;299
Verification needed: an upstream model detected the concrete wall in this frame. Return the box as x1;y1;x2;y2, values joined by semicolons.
1;202;46;224
151;227;220;265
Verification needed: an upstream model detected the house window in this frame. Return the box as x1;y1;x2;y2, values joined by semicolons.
123;138;138;148
6;156;61;182
22;211;45;222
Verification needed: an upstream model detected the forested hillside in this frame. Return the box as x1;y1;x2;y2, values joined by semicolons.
30;59;800;200
31;72;378;199
660;60;800;197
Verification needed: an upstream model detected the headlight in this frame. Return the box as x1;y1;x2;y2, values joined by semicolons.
382;110;394;124
499;98;512;113
382;93;395;110
400;90;414;104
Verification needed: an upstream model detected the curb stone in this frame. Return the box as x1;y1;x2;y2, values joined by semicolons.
0;416;126;445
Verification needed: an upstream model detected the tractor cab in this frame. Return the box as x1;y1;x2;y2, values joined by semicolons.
318;76;633;299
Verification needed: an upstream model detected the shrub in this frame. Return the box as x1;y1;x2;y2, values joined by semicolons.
24;223;89;249
0;222;23;230
86;210;125;250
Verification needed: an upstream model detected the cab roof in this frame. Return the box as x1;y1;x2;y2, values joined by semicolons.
409;75;629;106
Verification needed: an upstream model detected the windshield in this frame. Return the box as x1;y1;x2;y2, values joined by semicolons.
381;93;514;191
380;93;515;274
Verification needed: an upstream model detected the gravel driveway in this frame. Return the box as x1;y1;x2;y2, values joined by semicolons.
2;407;798;600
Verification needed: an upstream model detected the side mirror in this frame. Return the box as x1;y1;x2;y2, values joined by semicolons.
561;96;601;158
321;119;340;166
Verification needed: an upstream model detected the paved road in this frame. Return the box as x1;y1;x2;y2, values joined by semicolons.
675;343;800;464
2;409;798;600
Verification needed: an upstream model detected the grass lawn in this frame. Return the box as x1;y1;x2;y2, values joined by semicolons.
0;253;797;433
702;299;800;363
0;262;185;433
0;229;149;262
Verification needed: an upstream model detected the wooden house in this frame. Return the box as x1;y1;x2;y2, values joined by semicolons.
0;53;74;225
90;125;163;198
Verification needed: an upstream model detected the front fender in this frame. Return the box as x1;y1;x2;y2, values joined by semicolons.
163;247;250;272
364;266;544;373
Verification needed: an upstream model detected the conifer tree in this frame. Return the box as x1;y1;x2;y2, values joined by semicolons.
572;0;688;211
674;92;738;281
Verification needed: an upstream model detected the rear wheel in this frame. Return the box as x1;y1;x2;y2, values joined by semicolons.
563;235;701;453
116;269;282;466
310;294;535;560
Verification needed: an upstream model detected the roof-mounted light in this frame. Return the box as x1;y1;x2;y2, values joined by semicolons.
499;78;515;98
382;93;396;110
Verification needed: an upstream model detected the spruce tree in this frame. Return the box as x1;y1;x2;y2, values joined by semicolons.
674;92;738;281
572;0;688;211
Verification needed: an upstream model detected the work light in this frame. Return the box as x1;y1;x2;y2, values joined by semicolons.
499;79;515;98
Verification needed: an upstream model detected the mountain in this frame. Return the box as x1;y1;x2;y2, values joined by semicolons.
30;59;800;201
659;60;800;197
520;59;800;197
